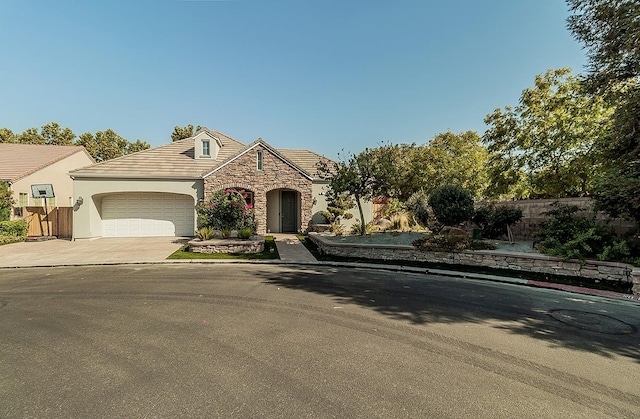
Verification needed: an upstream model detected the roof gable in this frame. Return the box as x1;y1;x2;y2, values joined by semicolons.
203;138;314;180
0;143;93;182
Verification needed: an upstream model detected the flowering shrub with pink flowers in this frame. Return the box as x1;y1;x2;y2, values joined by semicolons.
196;189;257;233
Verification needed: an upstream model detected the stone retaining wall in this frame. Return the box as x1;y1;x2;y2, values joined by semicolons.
189;237;265;254
309;233;640;296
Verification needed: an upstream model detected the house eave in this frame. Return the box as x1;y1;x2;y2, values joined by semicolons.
69;173;203;181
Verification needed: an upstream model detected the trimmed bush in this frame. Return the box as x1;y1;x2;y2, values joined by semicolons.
428;185;475;226
473;205;523;239
0;220;28;244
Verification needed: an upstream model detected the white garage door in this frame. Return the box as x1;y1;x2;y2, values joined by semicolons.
102;193;194;237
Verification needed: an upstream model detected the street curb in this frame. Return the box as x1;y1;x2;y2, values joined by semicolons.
1;258;639;304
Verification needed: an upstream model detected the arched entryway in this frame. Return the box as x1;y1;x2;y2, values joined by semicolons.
266;189;300;233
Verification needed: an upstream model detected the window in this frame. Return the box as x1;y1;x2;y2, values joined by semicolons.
33;197;42;207
202;140;210;157
19;193;28;207
257;150;263;171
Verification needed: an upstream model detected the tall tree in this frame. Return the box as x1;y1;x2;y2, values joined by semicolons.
318;148;389;235
567;0;640;222
127;139;151;155
369;132;488;201
77;129;150;162
483;68;613;199
17;127;44;144
171;124;203;142
426;131;488;197
567;0;640;86
0;128;16;143
40;122;76;146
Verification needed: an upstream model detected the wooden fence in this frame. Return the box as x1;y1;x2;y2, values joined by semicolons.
23;207;73;238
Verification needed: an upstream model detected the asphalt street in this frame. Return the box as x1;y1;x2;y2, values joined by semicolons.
1;264;639;418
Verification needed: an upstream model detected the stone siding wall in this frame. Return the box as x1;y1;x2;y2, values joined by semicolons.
492;197;636;239
308;233;639;296
204;145;313;235
189;238;265;254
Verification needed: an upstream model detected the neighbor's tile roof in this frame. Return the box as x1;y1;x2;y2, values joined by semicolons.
0;143;92;182
70;129;331;180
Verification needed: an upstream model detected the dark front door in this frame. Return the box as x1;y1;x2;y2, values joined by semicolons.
281;191;297;232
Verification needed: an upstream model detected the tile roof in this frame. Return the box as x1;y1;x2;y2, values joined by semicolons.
0;143;93;182
277;149;331;178
70;129;331;180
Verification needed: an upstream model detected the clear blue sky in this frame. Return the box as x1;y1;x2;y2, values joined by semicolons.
1;0;586;158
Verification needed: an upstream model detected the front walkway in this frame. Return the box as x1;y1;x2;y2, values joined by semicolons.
272;234;317;263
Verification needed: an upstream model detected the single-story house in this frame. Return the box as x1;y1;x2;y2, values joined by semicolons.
70;128;372;239
0;143;95;218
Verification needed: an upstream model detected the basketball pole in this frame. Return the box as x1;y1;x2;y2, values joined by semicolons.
44;197;51;237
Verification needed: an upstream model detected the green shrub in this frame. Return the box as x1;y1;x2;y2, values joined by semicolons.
381;198;407;219
321;190;354;225
473;205;523;239
0;220;28;237
535;203;616;262
0;220;28;244
196;227;216;240
428;185;475;226
0;181;13;222
197;189;257;233
237;227;253;239
406;189;431;227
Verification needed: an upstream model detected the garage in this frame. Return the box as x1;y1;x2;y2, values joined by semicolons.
102;193;194;237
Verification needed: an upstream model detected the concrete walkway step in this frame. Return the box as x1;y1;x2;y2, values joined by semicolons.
272;234;317;263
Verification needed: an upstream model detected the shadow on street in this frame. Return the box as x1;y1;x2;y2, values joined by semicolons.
259;266;640;362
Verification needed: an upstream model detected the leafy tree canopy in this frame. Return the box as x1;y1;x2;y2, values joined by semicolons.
1;122;150;162
483;68;613;199
567;0;640;87
77;129;150;162
364;131;487;200
171;124;203;142
567;0;640;222
0;128;16;143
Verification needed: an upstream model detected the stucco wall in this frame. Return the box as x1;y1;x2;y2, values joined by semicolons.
72;177;202;239
11;151;94;211
309;181;374;231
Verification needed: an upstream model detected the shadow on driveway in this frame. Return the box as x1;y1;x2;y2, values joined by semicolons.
0;237;189;268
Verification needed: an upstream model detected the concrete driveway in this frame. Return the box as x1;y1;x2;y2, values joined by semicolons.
0;237;188;268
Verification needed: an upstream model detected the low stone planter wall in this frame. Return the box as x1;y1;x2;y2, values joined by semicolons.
308;233;640;296
189;236;265;254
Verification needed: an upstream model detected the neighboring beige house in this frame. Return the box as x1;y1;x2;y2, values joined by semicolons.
0;143;95;218
70;128;373;239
